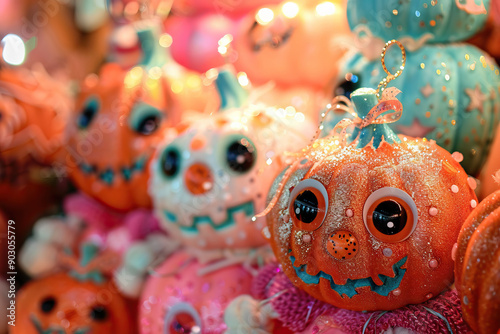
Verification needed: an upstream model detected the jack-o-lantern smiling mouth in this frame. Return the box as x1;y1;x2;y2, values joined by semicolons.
77;156;148;185
290;255;408;298
31;314;90;334
163;200;255;234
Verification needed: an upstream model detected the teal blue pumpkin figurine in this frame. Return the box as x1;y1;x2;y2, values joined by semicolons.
347;0;489;43
328;0;500;177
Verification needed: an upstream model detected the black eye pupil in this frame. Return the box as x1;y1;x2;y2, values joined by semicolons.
162;149;179;177
335;73;361;98
40;297;56;313
78;100;98;129
227;140;255;173
372;200;407;235
138;115;160;135
90;306;108;322
293;190;319;224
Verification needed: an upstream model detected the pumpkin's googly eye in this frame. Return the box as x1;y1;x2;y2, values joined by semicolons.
164;302;202;334
136;114;161;135
78;97;99;129
129;103;164;135
161;146;180;179
363;187;418;243
289;179;328;231
40;296;56;313
226;136;256;174
90;305;108;322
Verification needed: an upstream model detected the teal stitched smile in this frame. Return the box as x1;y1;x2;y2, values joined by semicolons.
163;201;255;234
31;314;89;334
78;156;147;185
290;255;407;298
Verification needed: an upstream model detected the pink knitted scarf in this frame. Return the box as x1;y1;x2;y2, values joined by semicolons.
253;264;472;334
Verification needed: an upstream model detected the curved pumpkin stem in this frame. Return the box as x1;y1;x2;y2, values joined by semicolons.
214;68;248;110
349;88;401;149
136;23;168;68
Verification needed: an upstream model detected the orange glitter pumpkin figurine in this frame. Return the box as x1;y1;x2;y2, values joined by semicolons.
65;62;175;211
261;41;477;313
455;188;500;334
13;243;134;334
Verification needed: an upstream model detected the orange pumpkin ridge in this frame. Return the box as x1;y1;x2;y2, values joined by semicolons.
454;190;500;293
455;189;500;334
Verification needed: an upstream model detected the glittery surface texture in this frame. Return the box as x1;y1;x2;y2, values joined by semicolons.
267;134;477;311
455;189;500;333
139;251;254;334
337;38;500;176
347;0;489;43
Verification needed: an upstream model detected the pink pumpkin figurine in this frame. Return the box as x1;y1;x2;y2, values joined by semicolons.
233;0;352;90
140;252;254;334
164;0;281;72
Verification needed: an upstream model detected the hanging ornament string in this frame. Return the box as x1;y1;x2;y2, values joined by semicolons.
309;39;406;146
256;40;406;219
376;39;406;100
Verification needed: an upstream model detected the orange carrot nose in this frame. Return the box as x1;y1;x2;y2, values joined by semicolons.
184;163;213;195
327;231;358;260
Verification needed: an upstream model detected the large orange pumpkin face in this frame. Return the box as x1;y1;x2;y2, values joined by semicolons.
455;189;500;334
266;134;476;311
66;64;175;211
13;273;133;334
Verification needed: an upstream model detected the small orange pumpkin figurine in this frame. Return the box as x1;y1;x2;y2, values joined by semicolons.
13;243;134;334
65;63;175;211
455;188;500;334
262;41;477;312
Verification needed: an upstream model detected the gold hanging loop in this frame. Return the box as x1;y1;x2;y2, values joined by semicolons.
376;40;406;100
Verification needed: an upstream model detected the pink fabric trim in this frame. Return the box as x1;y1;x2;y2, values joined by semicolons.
254;263;472;334
64;193;123;231
64;192;161;241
